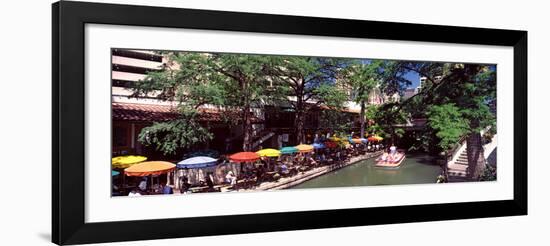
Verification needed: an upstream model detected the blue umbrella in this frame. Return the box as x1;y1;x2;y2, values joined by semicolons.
280;146;298;155
177;156;218;169
360;138;368;144
313;143;325;149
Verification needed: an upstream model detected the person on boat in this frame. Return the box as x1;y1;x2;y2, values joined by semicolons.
380;152;388;162
390;144;397;156
387;153;395;163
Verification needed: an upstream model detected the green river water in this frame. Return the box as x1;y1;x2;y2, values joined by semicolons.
290;153;442;189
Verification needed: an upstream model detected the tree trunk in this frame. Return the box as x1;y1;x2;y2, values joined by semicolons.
295;110;305;144
466;132;485;179
241;79;252;151
242;105;252;151
359;101;366;138
295;87;305;144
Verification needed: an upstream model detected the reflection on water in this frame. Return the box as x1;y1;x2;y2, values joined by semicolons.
290;153;442;189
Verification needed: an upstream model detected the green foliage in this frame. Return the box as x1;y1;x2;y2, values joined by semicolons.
343;61;381;104
132;52;278;152
267;56;348;142
426;103;470;151
479;165;497;181
137;110;213;155
314;83;348;109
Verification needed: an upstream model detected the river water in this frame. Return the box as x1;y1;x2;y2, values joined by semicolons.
290;153;442;189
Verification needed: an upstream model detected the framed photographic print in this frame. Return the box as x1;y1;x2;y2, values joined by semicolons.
52;1;527;245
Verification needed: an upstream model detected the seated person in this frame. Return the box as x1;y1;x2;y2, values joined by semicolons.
138;177;148;192
128;188;142;197
180;177;191;194
162;183;173;194
380;152;388;161
307;155;317;166
279;163;289;175
225;170;237;186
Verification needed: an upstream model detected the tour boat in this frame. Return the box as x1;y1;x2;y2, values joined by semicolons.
375;152;406;168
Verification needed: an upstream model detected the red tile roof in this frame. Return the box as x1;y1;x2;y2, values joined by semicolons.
112;103;263;123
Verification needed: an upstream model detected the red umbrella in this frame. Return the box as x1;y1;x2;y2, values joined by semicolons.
229;152;260;163
324;141;338;149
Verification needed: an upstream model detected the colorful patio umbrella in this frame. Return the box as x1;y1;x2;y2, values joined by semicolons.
280;146;298;155
324;141;338;149
368;136;384;142
229;152;260;163
295;144;314;153
352;138;363;144
256;148;281;157
111;155;147;169
177;156;218;169
111;170;120;176
124;161;176;177
360;138;368;143
313;143;325;149
329;137;342;142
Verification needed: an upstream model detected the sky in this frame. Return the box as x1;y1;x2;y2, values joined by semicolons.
404;70;421;89
361;59;421;89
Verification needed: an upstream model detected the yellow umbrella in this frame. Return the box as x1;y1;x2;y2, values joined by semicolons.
111;155;147;169
329;137;342;142
256;148;281;157
295;144;314;153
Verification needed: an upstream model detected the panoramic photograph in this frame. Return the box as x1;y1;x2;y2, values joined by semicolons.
110;48;497;197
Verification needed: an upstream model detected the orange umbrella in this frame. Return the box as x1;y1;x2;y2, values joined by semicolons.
295;144;314;153
124;161;176;177
352;138;363;144
229;152;260;163
368;136;384;142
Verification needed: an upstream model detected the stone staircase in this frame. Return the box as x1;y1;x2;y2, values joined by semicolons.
447;150;469;181
251;130;275;150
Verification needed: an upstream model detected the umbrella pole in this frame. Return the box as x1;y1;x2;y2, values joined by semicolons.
122;171;126;194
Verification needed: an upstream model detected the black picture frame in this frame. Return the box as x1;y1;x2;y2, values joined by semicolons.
52;1;527;245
